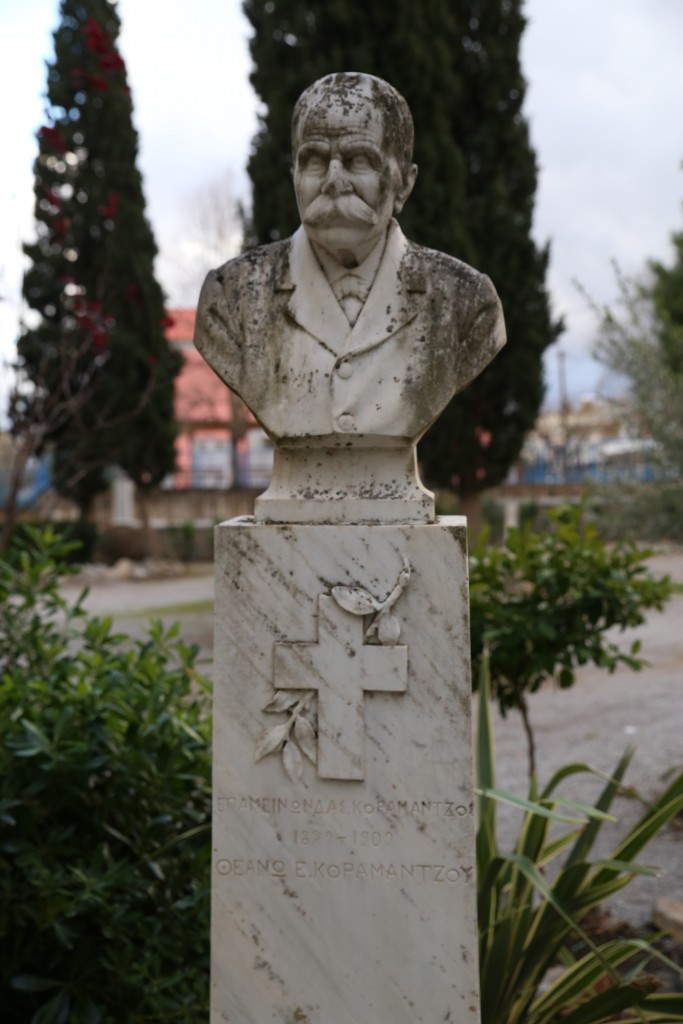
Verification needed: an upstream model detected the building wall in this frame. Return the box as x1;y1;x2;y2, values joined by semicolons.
166;310;274;490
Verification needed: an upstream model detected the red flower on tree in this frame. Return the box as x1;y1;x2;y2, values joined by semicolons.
82;16;126;76
71;67;109;92
88;73;109;92
101;192;120;219
38;125;66;154
82;16;111;56
71;296;114;350
44;187;63;212
99;51;125;74
52;217;71;238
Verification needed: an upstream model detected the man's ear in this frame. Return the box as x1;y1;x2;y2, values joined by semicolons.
393;164;418;215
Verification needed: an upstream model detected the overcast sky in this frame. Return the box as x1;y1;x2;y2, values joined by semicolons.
2;0;682;417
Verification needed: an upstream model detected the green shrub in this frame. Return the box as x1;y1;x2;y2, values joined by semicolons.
518;499;555;534
0;528;211;1023
476;652;683;1024
5;518;98;565
470;504;672;774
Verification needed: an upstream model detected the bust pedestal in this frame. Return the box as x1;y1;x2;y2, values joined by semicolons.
255;437;435;524
210;516;480;1023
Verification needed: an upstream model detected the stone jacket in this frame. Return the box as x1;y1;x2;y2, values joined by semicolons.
194;220;505;446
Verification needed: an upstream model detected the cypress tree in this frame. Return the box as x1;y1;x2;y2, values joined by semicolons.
17;0;181;518
244;0;471;257
243;0;561;523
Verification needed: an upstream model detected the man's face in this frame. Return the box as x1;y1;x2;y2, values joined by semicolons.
293;97;407;266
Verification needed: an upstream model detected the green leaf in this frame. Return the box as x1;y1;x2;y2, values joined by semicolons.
102;823;133;846
528;938;663;1024
591;857;659;877
638;993;683;1020
476;787;607;824
549;984;651;1024
11;974;60;992
476;649;498;876
594;786;683;883
565;747;634;867
31;989;70;1024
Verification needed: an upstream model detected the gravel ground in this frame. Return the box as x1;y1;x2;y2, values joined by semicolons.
62;551;683;931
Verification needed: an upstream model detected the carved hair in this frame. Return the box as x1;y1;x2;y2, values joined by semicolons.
291;72;415;179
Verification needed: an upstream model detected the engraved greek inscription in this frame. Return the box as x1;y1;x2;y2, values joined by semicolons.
216;859;285;878
353;830;392;847
292;829;334;846
291;829;393;846
292;860;471;883
215;794;473;818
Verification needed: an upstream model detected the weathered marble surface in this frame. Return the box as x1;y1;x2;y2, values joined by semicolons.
195;73;505;524
211;517;479;1024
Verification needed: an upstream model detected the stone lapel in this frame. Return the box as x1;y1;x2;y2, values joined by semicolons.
280;221;426;360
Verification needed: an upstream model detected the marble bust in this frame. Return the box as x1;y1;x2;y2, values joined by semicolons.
195;72;505;523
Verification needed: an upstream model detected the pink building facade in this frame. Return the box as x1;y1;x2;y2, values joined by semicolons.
166;309;273;489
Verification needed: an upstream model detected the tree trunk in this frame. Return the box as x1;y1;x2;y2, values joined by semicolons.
0;440;32;554
459;489;483;544
137;488;158;559
517;693;537;781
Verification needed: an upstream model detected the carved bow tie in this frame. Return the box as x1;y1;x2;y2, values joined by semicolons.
334;273;369;325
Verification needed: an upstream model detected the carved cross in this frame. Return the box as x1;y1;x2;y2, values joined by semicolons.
273;595;407;780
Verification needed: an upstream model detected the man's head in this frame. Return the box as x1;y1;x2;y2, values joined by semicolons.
291;73;418;266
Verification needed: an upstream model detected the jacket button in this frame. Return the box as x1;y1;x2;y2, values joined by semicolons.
337;413;354;432
337;360;353;379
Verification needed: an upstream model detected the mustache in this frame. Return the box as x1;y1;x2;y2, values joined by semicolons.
302;193;379;227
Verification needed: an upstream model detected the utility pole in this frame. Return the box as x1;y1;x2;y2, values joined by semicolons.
558;349;570;482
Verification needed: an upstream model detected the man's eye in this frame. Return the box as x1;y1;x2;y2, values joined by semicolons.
346;153;373;172
300;153;327;173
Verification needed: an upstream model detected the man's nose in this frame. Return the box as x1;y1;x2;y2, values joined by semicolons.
320;158;352;196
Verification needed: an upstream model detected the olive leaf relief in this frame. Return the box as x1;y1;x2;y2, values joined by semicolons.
331;553;411;646
254;691;317;783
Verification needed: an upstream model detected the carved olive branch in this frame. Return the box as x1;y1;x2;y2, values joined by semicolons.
254;690;317;783
331;553;411;645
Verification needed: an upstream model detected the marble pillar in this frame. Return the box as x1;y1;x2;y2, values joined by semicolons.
211;517;479;1024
